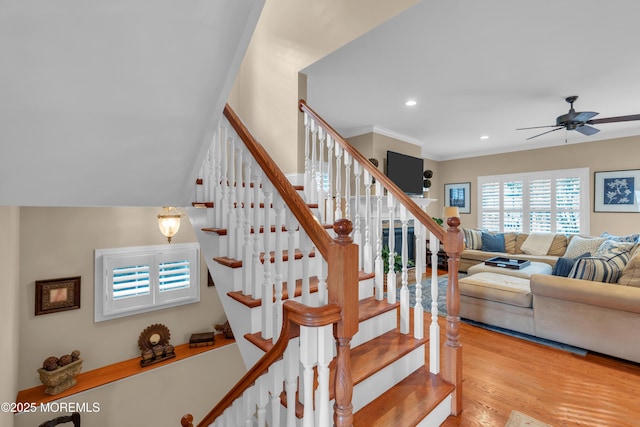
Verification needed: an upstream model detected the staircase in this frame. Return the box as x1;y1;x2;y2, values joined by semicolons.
180;101;463;426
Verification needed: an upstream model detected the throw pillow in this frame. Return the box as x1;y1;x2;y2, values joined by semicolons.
568;257;622;283
600;232;640;243
463;228;483;250
481;232;505;252
547;234;569;257
503;233;518;254
564;236;606;259
618;248;640;287
520;232;556;255
594;240;636;272
551;252;591;277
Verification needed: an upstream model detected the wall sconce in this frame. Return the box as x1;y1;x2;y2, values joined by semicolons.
157;207;183;243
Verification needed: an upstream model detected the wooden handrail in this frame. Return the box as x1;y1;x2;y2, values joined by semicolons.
299;99;445;243
182;300;342;427
224;104;333;258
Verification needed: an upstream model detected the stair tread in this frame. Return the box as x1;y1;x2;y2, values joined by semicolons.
191;201;317;209
229;276;321;310
244;294;398;352
353;367;455;427
202;223;333;236
214;249;316;268
330;328;428;394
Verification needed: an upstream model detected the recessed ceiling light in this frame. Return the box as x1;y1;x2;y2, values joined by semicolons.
480;135;489;140
405;100;417;106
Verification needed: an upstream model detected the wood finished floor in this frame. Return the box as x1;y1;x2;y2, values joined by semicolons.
436;316;640;427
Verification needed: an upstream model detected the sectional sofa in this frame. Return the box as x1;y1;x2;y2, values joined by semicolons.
458;230;640;363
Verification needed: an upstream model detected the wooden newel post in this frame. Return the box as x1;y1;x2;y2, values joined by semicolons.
443;215;464;415
180;414;194;427
328;219;359;427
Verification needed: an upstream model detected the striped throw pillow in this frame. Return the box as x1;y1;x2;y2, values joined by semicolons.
463;228;483;250
568;240;635;283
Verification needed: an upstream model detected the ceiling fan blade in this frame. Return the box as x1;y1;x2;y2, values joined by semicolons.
525;126;563;140
575;124;600;136
572;111;598;122
516;124;557;130
587;114;640;125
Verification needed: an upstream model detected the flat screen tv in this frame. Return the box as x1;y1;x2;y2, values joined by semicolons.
386;150;424;196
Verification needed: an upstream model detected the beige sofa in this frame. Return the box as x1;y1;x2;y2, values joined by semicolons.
459;231;640;363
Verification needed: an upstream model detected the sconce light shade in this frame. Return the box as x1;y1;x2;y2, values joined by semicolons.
157;207;183;243
443;206;460;218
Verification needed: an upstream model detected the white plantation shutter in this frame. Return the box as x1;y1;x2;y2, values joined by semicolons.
96;243;200;322
478;168;588;235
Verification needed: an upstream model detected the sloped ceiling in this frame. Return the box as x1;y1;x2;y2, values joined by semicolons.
0;0;264;207
303;0;640;160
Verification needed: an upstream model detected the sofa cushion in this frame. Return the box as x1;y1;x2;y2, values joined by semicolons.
514;233;528;254
618;247;640;287
463;228;483;250
482;232;505;252
520;232;556;255
503;233;518;254
564;235;606;258
601;231;640;243
547;234;569;257
459;272;532;308
551;252;591;277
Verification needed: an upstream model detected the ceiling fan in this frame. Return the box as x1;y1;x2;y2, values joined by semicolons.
517;96;640;140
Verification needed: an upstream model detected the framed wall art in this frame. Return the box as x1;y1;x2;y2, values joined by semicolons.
594;170;640;212
35;276;81;316
444;182;471;214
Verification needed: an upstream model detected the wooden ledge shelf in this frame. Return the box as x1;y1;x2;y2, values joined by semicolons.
16;335;236;410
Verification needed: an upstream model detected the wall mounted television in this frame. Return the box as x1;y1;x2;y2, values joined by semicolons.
386;150;424;196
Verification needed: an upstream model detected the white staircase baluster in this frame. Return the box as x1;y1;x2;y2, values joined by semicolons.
256;376;268;427
261;182;274;340
386;194;397;304
269;361;283;427
325;135;334;224
414;219;425;340
303;112;311;201
400;205;410;334
301;233;312;306
285;212;298;301
300;326;318;427
284;340;300;427
429;232;441;374
227;137;237;257
310;119;318;204
242;157;253;296
316;324;333;427
334;144;342;220
318;258;328;306
242;387;252;427
252;173;263;299
363;170;373;273
317;128;326;223
353;161;362;269
235;145;244;260
344;152;351;221
374;181;384;300
214;126;223;226
273;195;285;341
220;127;229;229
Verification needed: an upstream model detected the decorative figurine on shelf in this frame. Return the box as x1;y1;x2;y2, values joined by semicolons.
138;324;175;367
38;350;83;395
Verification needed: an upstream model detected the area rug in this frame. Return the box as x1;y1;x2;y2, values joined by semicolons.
388;273;466;316
505;410;553;427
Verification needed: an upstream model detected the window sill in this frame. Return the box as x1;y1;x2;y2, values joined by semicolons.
15;335;235;410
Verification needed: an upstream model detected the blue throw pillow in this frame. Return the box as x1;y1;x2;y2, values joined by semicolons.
552;252;591;277
481;232;505;252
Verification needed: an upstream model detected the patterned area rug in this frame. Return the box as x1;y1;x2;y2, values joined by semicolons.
506;410;553;427
389;273;465;316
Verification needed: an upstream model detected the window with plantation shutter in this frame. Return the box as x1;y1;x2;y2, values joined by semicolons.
478;168;589;235
95;243;200;322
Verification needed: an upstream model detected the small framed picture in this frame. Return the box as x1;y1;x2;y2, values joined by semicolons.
444;182;471;214
35;276;81;316
594;170;640;212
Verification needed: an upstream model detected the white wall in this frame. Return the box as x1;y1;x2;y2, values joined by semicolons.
0;207;20;427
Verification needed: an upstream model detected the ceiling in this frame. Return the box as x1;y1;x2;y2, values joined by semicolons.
302;0;640;161
0;0;264;207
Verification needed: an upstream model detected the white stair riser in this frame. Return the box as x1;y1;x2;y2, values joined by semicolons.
351;309;397;348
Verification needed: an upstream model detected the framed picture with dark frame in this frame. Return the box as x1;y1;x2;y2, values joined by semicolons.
444;182;471;214
594;170;640;212
35;276;81;316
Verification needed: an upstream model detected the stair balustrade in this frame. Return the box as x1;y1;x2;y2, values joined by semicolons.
181;100;463;426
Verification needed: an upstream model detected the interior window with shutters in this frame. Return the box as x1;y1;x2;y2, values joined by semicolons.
95;243;200;322
478;168;589;235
